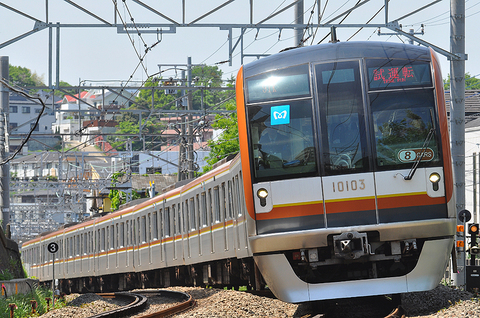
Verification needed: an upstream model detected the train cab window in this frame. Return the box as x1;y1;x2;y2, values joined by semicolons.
370;90;440;169
248;99;318;182
315;61;369;175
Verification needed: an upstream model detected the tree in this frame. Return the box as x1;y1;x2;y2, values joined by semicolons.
9;65;44;88
202;100;239;173
108;172;141;211
444;73;480;90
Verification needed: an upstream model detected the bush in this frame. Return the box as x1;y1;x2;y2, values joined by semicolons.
0;286;63;318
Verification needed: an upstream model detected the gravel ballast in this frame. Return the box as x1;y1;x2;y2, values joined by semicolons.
37;284;479;317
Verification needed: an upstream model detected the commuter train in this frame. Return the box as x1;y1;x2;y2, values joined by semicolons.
21;41;456;303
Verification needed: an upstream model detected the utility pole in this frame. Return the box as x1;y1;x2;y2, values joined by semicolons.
295;0;304;47
187;57;194;179
450;0;466;287
0;56;10;231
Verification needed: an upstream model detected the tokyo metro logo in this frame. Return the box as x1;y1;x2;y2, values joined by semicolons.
271;105;290;125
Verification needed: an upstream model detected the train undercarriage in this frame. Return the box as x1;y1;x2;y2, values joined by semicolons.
51;258;265;294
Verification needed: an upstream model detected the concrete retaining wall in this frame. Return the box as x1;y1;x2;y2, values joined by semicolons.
1;278;38;297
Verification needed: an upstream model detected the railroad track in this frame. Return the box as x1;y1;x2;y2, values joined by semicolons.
95;289;195;318
302;295;405;318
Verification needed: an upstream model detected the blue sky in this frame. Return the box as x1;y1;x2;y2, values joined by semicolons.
0;0;478;86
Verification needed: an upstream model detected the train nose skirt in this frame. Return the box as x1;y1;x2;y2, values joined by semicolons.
333;231;369;260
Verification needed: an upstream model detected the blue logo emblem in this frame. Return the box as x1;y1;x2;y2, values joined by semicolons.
270;105;290;125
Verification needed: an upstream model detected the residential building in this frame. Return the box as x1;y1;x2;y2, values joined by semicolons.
9;91;60;153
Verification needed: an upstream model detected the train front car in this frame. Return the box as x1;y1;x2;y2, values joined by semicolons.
236;42;456;303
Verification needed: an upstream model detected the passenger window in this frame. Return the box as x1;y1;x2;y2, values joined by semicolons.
201;193;208;226
165;207;170;237
141;216;147;243
152;213;158;240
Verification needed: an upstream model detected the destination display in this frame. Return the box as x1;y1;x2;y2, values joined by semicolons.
246;64;310;103
367;61;432;90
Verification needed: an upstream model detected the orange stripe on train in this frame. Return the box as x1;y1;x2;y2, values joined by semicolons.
325;198;375;214
256;202;323;220
377;192;446;209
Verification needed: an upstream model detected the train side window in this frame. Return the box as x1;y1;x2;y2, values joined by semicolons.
147;214;151;242
234;176;242;216
177;203;181;234
116;224;119;248
221;183;227;222
208;190;213;225
70;236;74;258
137;217;141;245
238;173;245;216
184;201;189;232
214;186;221;222
141;216;147;243
110;225;115;249
120;223;125;247
76;235;80;256
172;205;176;236
197;195;202;230
199;192;206;226
227;180;233;219
152;213;158;240
126;220;130;246
82;234;86;255
101;228;106;252
88;232;91;254
165;207;170;237
189;197;196;230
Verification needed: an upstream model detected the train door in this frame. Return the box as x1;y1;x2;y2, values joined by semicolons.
315;60;376;228
366;58;447;223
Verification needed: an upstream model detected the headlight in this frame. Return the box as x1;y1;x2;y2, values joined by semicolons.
429;172;441;183
257;188;268;207
257;188;268;199
429;172;441;191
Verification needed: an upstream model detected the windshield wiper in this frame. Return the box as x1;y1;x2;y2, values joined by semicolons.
404;128;435;181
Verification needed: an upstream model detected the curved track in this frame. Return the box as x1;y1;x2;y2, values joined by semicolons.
94;290;195;318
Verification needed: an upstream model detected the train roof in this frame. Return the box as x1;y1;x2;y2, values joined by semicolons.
242;41;432;78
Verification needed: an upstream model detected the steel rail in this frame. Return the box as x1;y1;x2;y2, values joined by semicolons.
93;290;195;318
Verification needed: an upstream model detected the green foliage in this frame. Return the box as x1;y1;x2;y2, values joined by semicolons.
0;269;14;280
202;101;239;173
444;72;480;90
0;286;65;318
110;66;233;152
108;172;141;211
8;65;44;88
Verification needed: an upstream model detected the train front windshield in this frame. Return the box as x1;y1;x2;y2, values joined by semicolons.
245;58;442;182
